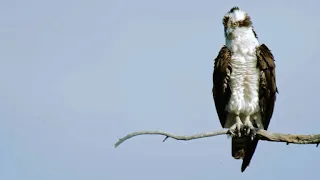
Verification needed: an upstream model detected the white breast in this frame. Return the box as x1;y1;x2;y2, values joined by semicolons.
225;27;260;116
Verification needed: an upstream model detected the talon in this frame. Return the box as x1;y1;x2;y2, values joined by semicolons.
228;129;236;138
243;116;257;138
242;125;250;136
250;128;257;139
246;127;251;135
237;123;242;137
227;129;234;135
228;119;243;138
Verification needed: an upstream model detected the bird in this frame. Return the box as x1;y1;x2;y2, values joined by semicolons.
212;7;278;172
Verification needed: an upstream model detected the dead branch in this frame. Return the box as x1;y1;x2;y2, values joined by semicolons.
115;129;320;148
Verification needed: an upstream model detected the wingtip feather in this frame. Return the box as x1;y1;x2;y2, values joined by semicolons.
241;161;249;172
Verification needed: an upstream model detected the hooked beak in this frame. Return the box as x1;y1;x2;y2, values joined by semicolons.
225;28;234;40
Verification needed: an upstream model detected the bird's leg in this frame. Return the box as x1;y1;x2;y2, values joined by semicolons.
228;116;243;137
243;116;256;138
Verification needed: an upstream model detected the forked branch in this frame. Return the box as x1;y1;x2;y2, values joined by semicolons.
115;129;320;148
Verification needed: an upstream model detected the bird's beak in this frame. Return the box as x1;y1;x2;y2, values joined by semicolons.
225;28;234;39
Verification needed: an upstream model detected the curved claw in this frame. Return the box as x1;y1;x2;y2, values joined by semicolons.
228;129;236;137
243;125;257;140
228;122;243;138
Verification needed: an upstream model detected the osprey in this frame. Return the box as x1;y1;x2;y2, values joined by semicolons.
212;7;278;172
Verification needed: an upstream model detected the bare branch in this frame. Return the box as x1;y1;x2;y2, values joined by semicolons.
114;129;320;148
115;129;228;148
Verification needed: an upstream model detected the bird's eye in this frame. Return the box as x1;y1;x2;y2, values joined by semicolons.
232;22;238;27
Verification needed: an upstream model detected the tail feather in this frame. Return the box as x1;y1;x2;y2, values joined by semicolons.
232;137;259;172
241;138;259;172
231;137;250;159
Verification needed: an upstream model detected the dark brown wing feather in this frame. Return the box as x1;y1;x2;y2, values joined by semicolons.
241;44;278;172
257;44;278;130
212;46;232;127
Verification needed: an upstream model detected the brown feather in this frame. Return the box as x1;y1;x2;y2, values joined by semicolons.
257;44;278;129
238;15;252;27
212;46;232;127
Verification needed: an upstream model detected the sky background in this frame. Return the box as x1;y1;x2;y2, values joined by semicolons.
1;0;319;179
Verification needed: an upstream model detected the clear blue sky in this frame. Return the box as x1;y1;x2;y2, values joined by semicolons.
1;0;319;179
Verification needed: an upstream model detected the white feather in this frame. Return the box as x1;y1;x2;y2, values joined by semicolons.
224;25;263;128
226;9;247;22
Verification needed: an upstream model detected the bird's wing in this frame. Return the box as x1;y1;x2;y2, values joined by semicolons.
212;46;232;127
256;44;278;130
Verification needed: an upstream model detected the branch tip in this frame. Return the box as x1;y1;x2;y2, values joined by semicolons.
163;136;169;142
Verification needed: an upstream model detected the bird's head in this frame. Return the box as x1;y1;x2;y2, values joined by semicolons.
223;7;254;39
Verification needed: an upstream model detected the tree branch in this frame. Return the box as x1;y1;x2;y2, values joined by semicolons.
115;129;320;148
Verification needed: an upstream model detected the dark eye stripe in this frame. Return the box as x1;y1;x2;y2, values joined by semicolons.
223;14;252;28
238;16;252;27
223;16;229;26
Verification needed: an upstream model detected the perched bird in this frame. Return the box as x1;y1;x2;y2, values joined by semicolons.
212;7;278;172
